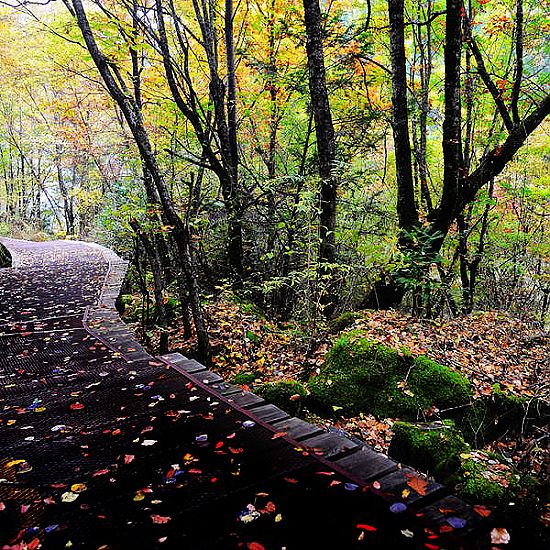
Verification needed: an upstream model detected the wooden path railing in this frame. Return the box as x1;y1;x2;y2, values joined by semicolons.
0;238;493;549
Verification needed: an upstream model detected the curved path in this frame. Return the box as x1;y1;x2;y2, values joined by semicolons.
0;238;490;549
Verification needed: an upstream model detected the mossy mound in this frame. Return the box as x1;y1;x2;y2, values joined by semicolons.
232;371;259;386
459;384;545;445
388;421;469;479
257;380;307;416
329;311;363;333
307;335;472;418
458;451;541;511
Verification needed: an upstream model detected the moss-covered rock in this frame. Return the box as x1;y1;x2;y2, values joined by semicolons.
389;421;469;479
307;335;472;418
458;450;540;510
232;371;259;386
329;311;362;333
257;380;307;416
458;384;545;445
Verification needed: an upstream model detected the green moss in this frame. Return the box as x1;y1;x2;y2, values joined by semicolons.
232;372;259;385
257;380;307;416
407;357;473;411
329;311;362;333
389;421;469;479
458;456;539;509
120;294;134;306
307;335;472;418
459;460;508;502
459;385;537;445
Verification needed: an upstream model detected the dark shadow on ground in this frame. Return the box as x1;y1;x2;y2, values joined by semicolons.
0;242;11;268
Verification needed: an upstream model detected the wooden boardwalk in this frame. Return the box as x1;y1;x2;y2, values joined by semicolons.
0;238;492;549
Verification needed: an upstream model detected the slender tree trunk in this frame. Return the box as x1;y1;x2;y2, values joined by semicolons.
55;145;75;235
302;0;338;316
68;0;211;364
388;0;418;239
130;219;169;354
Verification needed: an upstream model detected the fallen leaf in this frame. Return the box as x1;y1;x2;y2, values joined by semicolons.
473;504;492;517
406;474;428;496
490;527;510;545
356;523;377;531
151;514;171;524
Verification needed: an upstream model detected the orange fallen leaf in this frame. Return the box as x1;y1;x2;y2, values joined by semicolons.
406;473;428;496
473;504;492;517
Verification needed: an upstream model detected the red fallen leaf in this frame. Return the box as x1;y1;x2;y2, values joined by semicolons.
262;501;276;513
271;432;287;440
316;471;335;476
70;403;85;410
473;504;492;517
439;525;453;533
149;361;164;367
247;543;266;550
92;469;109;477
372;481;381;490
424;544;440;550
406;474;428;496
229;447;244;454
210;477;218;483
438;507;456;514
112;429;122;436
356;524;377;532
188;469;202;474
215;441;224;449
226;432;236;439
284;477;298;484
124;454;135;464
151;514;171;524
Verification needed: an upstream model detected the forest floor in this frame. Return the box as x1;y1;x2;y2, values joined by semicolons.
127;299;550;527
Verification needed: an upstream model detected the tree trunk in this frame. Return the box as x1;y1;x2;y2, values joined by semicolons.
303;0;338;316
69;0;211;365
129;219;169;354
388;0;418;240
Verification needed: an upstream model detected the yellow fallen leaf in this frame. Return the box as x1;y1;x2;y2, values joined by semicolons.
6;460;26;468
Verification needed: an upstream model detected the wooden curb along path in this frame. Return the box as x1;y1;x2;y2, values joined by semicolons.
0;238;493;549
